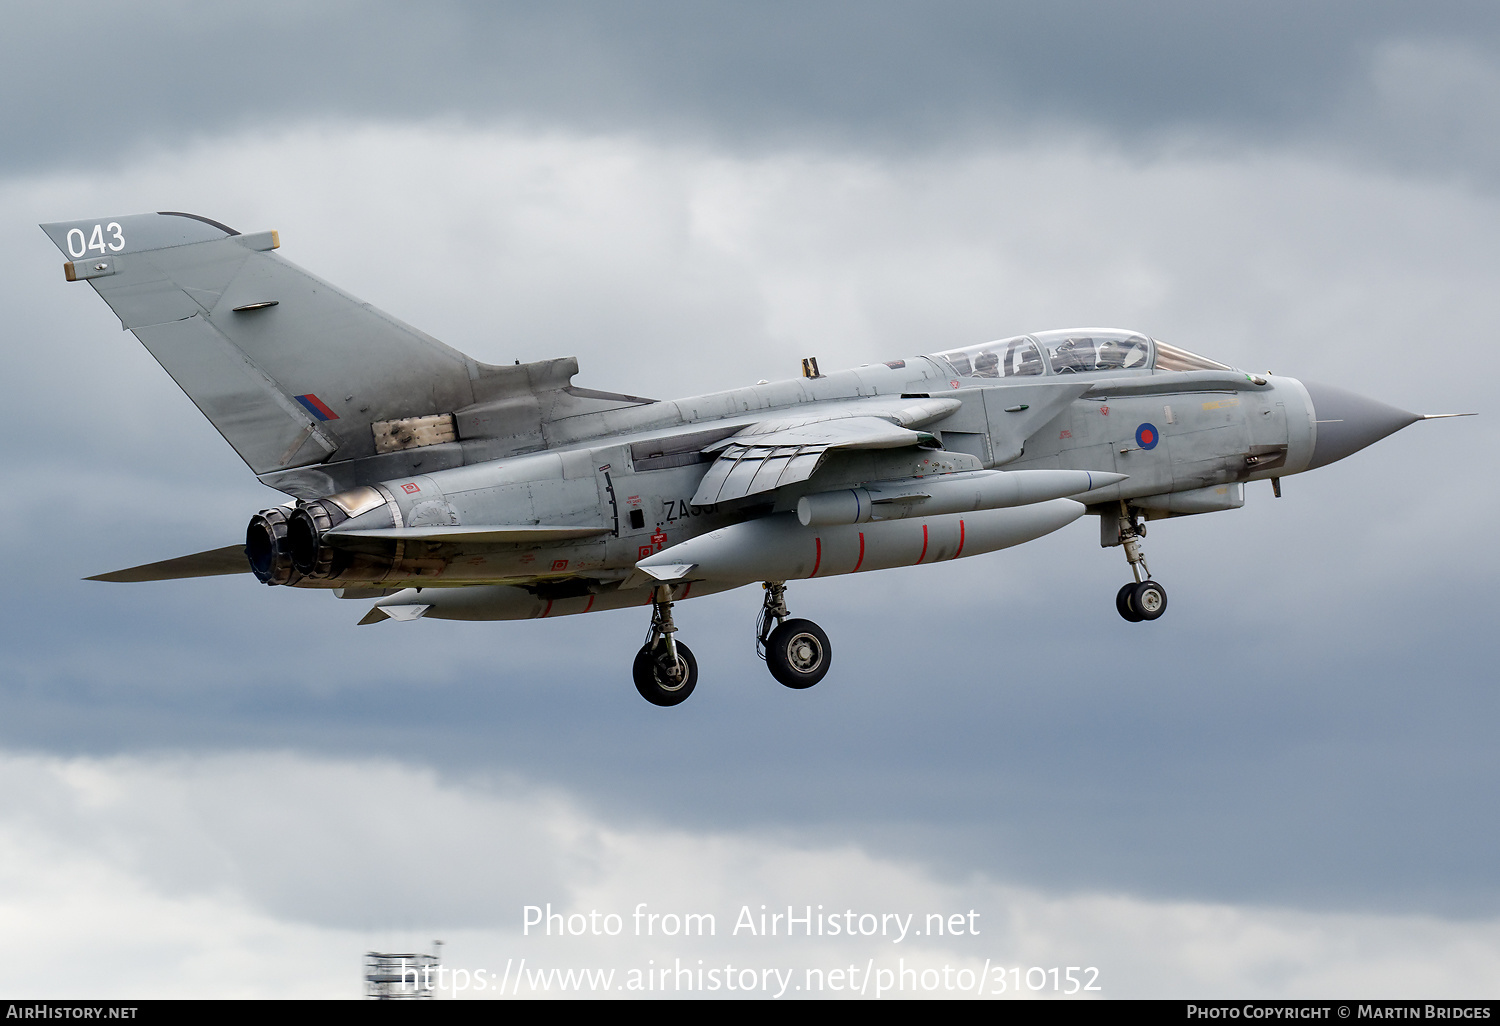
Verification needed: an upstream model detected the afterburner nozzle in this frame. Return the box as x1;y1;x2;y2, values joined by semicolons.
288;499;348;578
287;486;398;582
246;507;301;586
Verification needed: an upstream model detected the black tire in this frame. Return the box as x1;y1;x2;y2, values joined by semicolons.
1116;582;1143;622
766;618;832;689
633;640;698;706
1131;580;1168;621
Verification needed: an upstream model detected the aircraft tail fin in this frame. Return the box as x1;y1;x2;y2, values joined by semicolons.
40;212;593;490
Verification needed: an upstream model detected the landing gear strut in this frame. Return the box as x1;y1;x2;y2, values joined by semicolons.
757;581;832;689
633;584;697;706
1114;502;1168;623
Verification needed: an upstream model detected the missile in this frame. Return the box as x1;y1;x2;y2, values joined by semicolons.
796;468;1126;527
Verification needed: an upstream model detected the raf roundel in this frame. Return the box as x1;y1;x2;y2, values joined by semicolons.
1136;423;1160;450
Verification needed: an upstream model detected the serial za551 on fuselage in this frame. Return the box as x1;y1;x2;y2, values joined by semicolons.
42;212;1469;706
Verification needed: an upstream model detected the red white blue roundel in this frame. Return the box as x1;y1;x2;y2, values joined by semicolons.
1136;423;1160;450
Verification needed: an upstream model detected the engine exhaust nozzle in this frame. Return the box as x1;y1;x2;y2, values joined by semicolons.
287;499;349;579
246;507;301;586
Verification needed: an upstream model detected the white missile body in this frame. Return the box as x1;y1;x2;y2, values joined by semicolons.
636;497;1087;585
796;468;1126;527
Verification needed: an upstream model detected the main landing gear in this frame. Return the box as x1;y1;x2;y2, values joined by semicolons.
757;582;832;690
1114;502;1168;623
633;584;698;706
630;581;833;706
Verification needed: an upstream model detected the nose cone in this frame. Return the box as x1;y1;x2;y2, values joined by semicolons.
1303;382;1421;470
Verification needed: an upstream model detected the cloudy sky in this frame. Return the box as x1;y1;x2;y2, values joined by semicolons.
2;1;1497;999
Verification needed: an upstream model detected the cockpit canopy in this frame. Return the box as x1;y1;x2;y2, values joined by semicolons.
925;329;1232;379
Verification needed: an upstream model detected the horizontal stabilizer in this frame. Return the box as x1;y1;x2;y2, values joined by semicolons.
87;544;247;583
328;525;610;545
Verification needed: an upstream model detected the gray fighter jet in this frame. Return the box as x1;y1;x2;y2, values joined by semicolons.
41;212;1471;706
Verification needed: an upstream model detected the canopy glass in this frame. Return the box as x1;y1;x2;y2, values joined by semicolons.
926;329;1232;378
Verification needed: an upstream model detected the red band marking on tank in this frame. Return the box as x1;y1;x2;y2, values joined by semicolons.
917;523;929;564
954;518;966;559
582;595;595;614
681;582;693;599
852;531;866;572
541;599;553;618
810;537;823;578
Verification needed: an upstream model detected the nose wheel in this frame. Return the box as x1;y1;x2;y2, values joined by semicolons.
1116;579;1168;622
758;582;833;689
1114;503;1168;622
633;584;698;706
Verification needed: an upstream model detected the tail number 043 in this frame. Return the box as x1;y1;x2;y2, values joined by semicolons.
66;223;124;258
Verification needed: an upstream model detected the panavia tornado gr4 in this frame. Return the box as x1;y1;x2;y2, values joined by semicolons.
41;212;1471;706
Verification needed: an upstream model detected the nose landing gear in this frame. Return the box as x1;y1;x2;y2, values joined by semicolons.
633;583;698;706
1114;503;1168;623
758;582;833;689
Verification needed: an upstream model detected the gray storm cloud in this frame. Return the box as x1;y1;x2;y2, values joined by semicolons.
6;1;1500;184
2;750;1497;998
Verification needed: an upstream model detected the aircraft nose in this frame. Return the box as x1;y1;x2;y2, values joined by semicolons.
1302;381;1421;470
